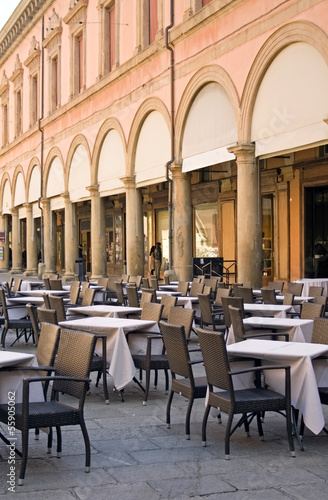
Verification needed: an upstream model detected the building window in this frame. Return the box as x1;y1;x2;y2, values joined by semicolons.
2;103;8;146
149;0;158;45
194;203;218;257
202;0;212;6
51;56;59;111
136;0;162;52
99;0;119;78
15;90;22;137
31;75;38;125
73;33;84;94
63;0;88;98
43;11;62;115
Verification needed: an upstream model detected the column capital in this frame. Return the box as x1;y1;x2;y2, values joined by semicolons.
41;197;50;209
120;175;136;189
10;207;18;216
86;184;99;196
24;203;32;213
61;191;70;201
228;143;255;160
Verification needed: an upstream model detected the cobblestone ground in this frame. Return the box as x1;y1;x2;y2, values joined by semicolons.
0;273;327;499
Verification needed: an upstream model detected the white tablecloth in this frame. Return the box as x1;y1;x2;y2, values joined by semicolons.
294;278;328;297
244;304;293;318
0;352;44;404
242;317;313;343
59;316;160;390
176;296;200;317
227;339;328;434
16;290;70;297
67;305;142;318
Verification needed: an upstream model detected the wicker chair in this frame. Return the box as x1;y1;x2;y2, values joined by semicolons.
12;278;22;295
42;293;51;309
150;276;159;290
286;282;304;296
126;284;140;307
115;281;126;306
220;296;245;331
0;288;34;349
261;288;277;305
69;282;81;305
140;291;153;308
177;281;189;296
26;304;40;346
81;287;96;307
37;307;58;325
229;305;289;343
0;328;96;485
300;317;328;437
196;327;295;459
268;281;284;293
314;295;328;316
283;293;294;306
128;303;165;405
308;286;324;296
197;293;226;332
43;278;51;290
189;282;204;297
167;306;195;341
142;277;150;288
236;286;254;304
160;321;207;439
300;301;324;319
160;295;177;320
140;287;157;303
48;295;67;322
49;279;63;290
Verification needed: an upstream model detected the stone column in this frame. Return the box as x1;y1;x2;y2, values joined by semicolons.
228;144;262;288
10;207;23;273
171;162;193;281
63;193;79;279
121;176;144;276
24;204;38;275
43;198;57;274
88;184;107;279
0;213;10;271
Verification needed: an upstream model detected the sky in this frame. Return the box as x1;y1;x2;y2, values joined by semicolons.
0;0;21;31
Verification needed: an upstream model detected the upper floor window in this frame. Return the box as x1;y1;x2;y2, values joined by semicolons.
10;55;24;139
99;0;119;78
184;0;213;18
149;0;158;45
0;72;9;147
43;10;62;114
136;0;162;52
15;89;22;137
63;0;88;98
2;103;9;147
24;36;40;127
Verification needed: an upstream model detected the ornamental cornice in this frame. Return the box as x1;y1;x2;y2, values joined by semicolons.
0;0;50;64
63;0;88;31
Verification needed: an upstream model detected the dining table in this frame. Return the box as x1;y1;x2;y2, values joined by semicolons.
66;304;142;318
176;296;201;317
244;303;294;318
242;317;313;343
16;289;70;297
294;278;328;297
0;351;44;404
227;339;328;435
58;316;161;391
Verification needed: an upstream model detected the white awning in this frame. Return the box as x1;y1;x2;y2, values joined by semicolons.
252;42;328;157
182;145;236;172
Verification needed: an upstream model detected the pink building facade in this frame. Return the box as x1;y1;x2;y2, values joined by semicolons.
0;0;328;285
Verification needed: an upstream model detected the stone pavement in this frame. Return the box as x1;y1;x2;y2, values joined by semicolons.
0;273;327;499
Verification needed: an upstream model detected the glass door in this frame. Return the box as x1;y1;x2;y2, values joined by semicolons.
304;186;328;278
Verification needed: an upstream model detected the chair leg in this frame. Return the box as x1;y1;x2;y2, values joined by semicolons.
143;368;151;406
1;325;8;349
80;421;91;472
185;397;195;440
164;369;169;394
18;428;29;486
202;404;211;446
55;426;62;457
166;390;174;428
225;413;234;460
